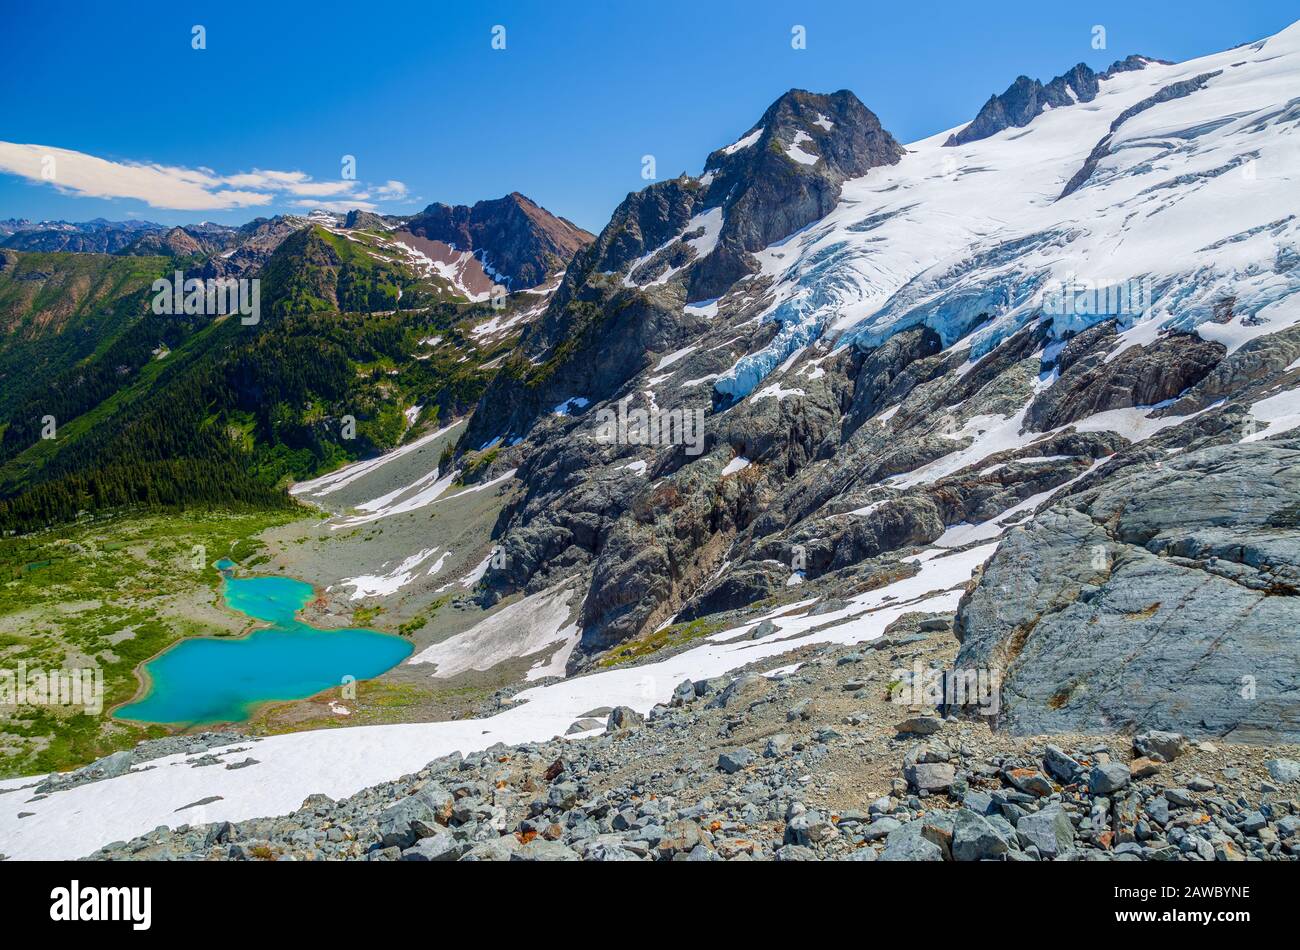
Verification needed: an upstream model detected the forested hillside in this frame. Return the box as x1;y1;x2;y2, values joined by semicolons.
0;224;549;532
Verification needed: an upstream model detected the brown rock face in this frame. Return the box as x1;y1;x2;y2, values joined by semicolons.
1026;322;1225;431
404;192;593;289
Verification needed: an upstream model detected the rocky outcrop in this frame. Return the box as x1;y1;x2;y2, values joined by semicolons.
404;192;593;290
945;55;1163;148
343;209;389;230
954;440;1300;741
946;63;1101;147
1026;323;1225;430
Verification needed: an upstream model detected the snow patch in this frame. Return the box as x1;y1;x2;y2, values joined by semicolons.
786;130;820;165
336;547;441;600
409;584;579;679
721;456;751;476
721;127;763;155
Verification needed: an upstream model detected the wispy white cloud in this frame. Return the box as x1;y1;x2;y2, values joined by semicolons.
0;142;407;213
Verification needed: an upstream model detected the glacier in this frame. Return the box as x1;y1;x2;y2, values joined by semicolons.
711;21;1300;402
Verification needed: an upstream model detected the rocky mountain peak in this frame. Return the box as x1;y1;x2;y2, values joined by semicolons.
574;88;904;303
703;88;901;183
945;54;1165;147
946;65;1099;147
461;88;908;448
344;209;389;230
685;88;904;299
404;192;594;290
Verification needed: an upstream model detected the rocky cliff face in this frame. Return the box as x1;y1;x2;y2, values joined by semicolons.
461;89;903;449
955;439;1300;741
404;192;593;290
444;24;1300;745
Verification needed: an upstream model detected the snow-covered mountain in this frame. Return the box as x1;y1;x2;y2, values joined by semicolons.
451;19;1299;664
714;28;1299;401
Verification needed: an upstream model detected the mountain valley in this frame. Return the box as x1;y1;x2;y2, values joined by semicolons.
1;19;1299;864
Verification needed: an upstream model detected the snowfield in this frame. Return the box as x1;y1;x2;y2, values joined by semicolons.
408;582;580;679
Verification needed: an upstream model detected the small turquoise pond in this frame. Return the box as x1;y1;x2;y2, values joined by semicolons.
115;572;412;725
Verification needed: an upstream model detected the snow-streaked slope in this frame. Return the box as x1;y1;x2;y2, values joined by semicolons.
290;419;463;505
716;22;1300;401
408;582;579;678
0;543;990;860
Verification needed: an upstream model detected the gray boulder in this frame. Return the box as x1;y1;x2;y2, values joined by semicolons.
1266;759;1300;784
1089;762;1131;795
717;748;756;774
952;808;1010;861
399;832;466;862
376;786;452;849
1134;730;1188;761
895;715;943;736
511;839;580;861
460;836;521;861
905;762;956;794
1043;745;1083;783
605;706;645;733
880;822;947;861
1015;804;1074;859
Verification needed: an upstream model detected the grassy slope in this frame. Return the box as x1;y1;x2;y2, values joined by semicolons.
0;507;302;778
0;230;560;772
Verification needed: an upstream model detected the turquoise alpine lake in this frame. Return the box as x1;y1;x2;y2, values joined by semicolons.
115;573;412;725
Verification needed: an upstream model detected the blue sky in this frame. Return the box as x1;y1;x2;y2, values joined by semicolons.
2;0;1296;233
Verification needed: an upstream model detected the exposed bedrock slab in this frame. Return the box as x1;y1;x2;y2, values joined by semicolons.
954;440;1300;741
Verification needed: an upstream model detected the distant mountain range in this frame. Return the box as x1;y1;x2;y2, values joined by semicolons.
0;198;594;291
